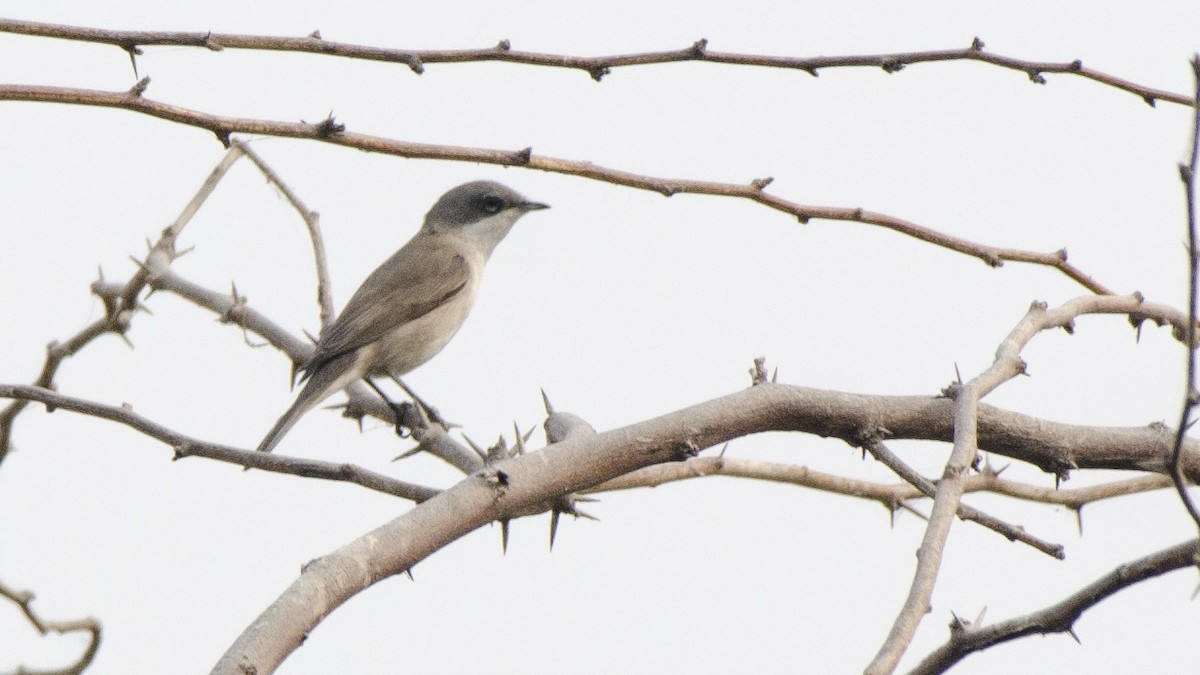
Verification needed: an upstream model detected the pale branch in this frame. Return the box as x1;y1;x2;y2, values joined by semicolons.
0;145;245;466
0;579;101;675
233;140;336;328
0;83;1157;298
0;20;1190;106
0;384;439;502
3;376;1198;495
866;293;1196;675
907;538;1200;675
591;456;1174;511
1170;55;1200;533
863;438;1063;558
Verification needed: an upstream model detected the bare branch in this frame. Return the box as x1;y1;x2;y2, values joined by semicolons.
0;579;101;675
0;82;1152;297
1170;55;1200;533
907;539;1200;674
0;145;244;466
234;141;336;328
863;438;1063;558
592;455;1174;510
867;293;1196;674
0;21;1189;105
0;384;438;502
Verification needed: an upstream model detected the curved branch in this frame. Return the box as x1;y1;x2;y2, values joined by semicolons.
907;539;1200;674
1;579;101;675
0;83;1163;296
866;293;1197;675
1;20;1189;105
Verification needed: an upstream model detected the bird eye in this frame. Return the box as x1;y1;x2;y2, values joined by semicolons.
481;195;505;214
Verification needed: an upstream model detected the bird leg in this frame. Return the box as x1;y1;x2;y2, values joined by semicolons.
389;376;450;428
364;378;419;438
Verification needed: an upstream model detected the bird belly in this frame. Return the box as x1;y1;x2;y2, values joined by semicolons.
367;290;476;377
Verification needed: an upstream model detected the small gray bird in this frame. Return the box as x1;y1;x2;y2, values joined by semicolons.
256;180;548;454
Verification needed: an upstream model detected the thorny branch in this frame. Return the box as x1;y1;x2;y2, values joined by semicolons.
0;81;1138;298
0;145;245;465
907;539;1200;675
1170;55;1200;533
0;20;1190;106
866;294;1194;675
862;437;1063;558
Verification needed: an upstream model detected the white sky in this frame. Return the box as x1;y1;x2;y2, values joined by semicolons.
2;2;1199;673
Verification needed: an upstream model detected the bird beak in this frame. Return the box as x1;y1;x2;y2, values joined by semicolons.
520;201;550;212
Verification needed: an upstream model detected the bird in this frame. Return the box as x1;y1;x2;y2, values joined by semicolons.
255;180;549;454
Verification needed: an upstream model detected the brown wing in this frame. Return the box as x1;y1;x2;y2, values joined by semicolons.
299;235;470;381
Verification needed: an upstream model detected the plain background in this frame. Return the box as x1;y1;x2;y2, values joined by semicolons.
1;2;1199;673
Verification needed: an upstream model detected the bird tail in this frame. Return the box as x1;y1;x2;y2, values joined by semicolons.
256;351;362;454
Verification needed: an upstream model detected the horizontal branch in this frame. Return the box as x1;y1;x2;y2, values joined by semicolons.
1;19;1189;106
594;456;1173;510
3;376;1197;488
0;82;1144;296
0;384;439;502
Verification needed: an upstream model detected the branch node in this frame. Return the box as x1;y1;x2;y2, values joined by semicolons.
751;176;774;190
970;36;985;52
881;57;905;74
203;32;224;51
510;146;533;165
127;77;150;97
690;38;708;57
587;66;610;82
314;113;345;137
749;356;770;386
1028;70;1047;85
495;39;511;52
308;30;322;40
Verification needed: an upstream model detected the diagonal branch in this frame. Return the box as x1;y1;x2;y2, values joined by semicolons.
907;539;1200;674
0;144;245;466
863;438;1063;558
0;82;1158;297
0;20;1189;106
234;140;336;329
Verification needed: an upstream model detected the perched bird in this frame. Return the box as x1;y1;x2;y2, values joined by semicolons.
256;180;549;454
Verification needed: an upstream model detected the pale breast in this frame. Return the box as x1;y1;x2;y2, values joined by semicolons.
365;273;480;377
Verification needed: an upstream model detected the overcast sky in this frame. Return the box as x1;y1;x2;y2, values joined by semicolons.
2;2;1199;674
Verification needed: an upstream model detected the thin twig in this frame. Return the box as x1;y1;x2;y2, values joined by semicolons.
0;20;1189;106
0;145;245;466
1169;55;1200;533
0;84;1167;298
0;384;439;503
907;539;1200;674
0;579;101;675
863;438;1063;558
234;140;336;328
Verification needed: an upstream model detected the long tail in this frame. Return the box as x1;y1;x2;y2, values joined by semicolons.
256;351;362;454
